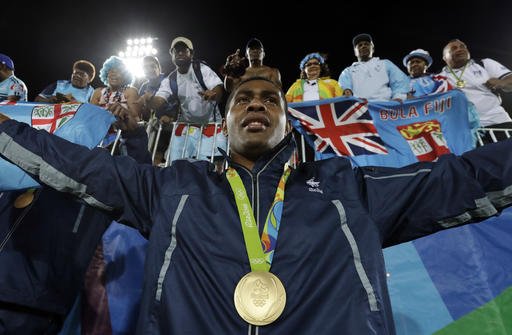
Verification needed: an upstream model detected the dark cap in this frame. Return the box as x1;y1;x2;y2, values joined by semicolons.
246;38;263;50
0;53;14;70
352;33;373;47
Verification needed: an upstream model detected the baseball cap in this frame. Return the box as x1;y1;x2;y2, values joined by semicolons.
170;36;193;51
403;49;433;68
0;53;14;70
246;38;263;50
352;33;373;47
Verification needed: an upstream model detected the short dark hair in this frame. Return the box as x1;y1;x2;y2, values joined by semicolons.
225;76;285;115
73;60;96;82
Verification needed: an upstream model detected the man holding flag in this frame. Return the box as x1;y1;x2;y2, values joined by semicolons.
0;76;511;334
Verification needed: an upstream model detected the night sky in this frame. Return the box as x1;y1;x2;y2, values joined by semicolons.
4;0;512;107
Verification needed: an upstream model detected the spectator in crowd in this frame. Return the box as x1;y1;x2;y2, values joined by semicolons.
223;37;281;92
149;36;226;164
0;104;149;334
90;56;140;117
2;76;512;334
34;60;96;104
339;33;409;101
402;49;453;98
138;55;165;121
439;38;512;142
90;56;141;150
0;53;27;102
285;52;343;102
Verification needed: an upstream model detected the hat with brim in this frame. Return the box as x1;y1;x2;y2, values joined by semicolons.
403;49;433;68
170;36;193;51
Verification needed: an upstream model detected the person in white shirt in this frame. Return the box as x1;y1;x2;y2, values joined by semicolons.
150;36;227;165
439;38;512;142
339;33;410;102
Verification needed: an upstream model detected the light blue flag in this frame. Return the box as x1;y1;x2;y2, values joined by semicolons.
288;90;478;167
0;102;115;191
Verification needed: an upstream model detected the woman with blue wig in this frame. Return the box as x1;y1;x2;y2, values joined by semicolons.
90;56;140;120
285;52;343;102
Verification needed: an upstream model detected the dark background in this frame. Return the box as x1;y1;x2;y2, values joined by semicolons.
4;0;512;109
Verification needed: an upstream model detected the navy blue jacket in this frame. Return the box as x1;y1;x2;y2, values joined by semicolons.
1;120;511;335
0;126;150;334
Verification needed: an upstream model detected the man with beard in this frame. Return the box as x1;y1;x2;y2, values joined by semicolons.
149;36;226;165
339;33;409;102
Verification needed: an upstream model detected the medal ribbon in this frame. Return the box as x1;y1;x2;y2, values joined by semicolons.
227;165;291;272
447;62;468;86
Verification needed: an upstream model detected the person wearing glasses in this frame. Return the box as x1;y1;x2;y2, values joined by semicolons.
339;33;410;102
285;52;343;102
35;60;96;103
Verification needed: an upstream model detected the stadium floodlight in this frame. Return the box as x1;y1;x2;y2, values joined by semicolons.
118;36;158;78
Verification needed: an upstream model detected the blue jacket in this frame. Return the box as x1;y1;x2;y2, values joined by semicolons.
0;126;150;334
1;120;511;334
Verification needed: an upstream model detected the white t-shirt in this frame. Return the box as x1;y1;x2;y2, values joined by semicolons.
303;79;320;101
439;59;512;127
156;63;223;123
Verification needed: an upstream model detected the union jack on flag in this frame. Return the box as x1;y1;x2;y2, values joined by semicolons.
288;99;388;157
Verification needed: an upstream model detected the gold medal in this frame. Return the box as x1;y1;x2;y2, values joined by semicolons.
456;80;465;88
234;271;286;326
14;189;35;209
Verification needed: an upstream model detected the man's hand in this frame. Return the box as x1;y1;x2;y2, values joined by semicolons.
485;78;503;91
198;89;217;101
0;113;11;124
108;102;140;132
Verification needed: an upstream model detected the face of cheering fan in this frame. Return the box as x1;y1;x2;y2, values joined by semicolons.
407;57;428;78
71;69;91;88
443;40;470;69
304;58;322;80
354;40;374;62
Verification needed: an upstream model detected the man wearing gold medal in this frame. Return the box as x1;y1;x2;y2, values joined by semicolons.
2;76;512;334
440;39;512;142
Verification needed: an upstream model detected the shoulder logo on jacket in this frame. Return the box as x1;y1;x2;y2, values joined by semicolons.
306;177;323;194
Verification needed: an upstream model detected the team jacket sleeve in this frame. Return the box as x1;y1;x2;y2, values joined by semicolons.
0;119;161;235
359;139;512;247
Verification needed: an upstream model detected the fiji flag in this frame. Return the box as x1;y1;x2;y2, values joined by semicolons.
0;102;115;190
289;91;477;167
288;97;388;158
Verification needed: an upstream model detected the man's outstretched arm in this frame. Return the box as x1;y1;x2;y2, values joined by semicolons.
0;113;158;235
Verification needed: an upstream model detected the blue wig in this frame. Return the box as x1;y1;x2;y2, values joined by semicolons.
99;56;134;86
299;53;325;70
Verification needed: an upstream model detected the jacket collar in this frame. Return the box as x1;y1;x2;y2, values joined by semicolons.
222;133;296;175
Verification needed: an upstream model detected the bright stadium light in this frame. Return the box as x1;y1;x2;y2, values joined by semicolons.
118;36;158;78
